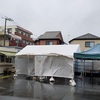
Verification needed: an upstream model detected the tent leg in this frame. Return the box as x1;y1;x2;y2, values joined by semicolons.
79;59;83;79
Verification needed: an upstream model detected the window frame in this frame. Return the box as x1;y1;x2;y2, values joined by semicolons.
46;41;53;45
85;41;95;47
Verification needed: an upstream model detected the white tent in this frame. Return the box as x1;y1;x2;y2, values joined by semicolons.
15;45;80;79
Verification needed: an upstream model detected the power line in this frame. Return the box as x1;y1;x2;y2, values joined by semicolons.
0;12;14;26
0;12;7;18
0;12;39;39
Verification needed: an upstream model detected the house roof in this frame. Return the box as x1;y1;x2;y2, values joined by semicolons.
69;33;100;43
17;26;33;35
37;31;62;40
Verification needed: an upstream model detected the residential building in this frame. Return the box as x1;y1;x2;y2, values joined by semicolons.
34;31;65;45
69;33;100;51
0;25;34;47
0;25;34;74
0;46;19;74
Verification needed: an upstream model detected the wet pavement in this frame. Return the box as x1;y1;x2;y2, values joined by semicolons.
0;76;100;100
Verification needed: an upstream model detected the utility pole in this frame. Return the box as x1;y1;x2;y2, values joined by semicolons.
3;17;13;46
4;18;7;46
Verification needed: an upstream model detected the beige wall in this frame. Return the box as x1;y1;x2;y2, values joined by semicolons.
5;25;17;34
0;31;3;34
0;25;17;34
0;40;9;46
0;25;16;46
69;39;100;51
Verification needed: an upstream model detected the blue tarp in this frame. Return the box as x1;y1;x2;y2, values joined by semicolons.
74;44;100;60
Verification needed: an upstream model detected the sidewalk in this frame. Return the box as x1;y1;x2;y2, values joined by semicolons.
0;74;13;79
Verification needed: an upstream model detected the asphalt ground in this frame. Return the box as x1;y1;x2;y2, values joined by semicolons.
0;76;99;100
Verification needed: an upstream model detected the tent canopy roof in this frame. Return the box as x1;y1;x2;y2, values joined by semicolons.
74;43;100;60
16;44;80;58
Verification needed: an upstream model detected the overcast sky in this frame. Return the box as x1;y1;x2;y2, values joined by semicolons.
0;0;100;43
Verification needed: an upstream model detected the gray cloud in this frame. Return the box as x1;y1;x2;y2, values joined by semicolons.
0;0;100;42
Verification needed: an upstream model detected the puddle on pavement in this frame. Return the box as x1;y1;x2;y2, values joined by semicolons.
0;76;100;100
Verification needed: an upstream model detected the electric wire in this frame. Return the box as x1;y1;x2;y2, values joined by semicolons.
0;12;39;39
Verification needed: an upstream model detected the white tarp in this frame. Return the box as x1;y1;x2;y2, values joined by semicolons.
15;45;80;79
16;45;80;58
35;56;73;78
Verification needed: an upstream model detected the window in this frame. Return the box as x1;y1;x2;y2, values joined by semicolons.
46;41;53;45
7;28;12;33
23;32;25;35
85;42;95;47
26;34;28;37
26;41;29;45
16;29;21;34
6;57;12;63
16;40;19;43
21;32;23;35
22;40;26;44
0;55;12;63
